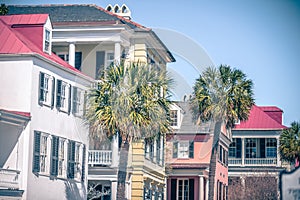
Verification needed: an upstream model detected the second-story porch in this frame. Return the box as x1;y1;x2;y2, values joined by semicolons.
228;137;281;167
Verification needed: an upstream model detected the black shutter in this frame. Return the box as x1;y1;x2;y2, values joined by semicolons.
72;87;78;114
56;80;62;108
33;131;41;173
39;72;45;103
51;136;59;176
173;141;178;158
219;145;223;163
81;145;86;182
189;141;194;158
171;179;177;200
260;138;265;158
75;52;82;71
51;77;55;109
68;85;72;115
236;138;242;158
189;179;194;200
67;141;75;179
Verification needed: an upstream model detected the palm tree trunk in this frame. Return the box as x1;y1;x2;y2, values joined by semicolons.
116;137;129;200
208;120;222;200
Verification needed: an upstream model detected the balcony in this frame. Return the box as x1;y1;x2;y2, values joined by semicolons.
88;150;112;166
229;157;277;166
0;168;20;189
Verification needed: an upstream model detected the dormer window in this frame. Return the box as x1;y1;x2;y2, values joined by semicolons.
44;29;50;53
170;110;178;127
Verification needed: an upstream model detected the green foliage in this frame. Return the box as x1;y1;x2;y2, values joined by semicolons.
191;65;255;128
0;4;8;15
279;121;300;163
85;63;173;141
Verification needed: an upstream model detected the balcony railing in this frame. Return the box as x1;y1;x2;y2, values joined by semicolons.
88;150;112;166
229;157;277;166
0;168;20;189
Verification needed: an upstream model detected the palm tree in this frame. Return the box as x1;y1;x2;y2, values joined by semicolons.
279;121;300;165
0;4;8;15
191;65;254;200
86;63;172;199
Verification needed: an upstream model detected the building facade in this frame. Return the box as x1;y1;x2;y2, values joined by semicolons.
0;14;93;199
166;102;231;200
228;105;287;200
8;4;175;200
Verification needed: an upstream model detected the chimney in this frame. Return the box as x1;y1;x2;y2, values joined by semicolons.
106;4;132;20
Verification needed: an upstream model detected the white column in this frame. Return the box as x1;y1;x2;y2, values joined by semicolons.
114;42;121;65
111;133;119;168
68;42;75;67
241;138;245;166
199;176;204;200
205;179;209;200
276;137;281;167
111;181;117;200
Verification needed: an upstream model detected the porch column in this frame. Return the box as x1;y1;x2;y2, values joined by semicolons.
241;138;245;166
68;42;75;67
111;133;119;168
205;179;209;200
276;137;281;167
114;42;121;65
199;176;204;200
111;181;117;200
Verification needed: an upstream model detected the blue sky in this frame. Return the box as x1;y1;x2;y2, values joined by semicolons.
2;0;300;126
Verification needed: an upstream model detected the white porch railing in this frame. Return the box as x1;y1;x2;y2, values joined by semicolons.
229;158;277;166
88;150;112;166
0;168;20;189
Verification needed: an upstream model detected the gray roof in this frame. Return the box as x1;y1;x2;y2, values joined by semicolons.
174;101;212;134
7;4;138;29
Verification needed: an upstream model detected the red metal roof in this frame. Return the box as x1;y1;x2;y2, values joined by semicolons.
0;14;90;78
0;108;31;118
233;105;287;130
0;14;49;25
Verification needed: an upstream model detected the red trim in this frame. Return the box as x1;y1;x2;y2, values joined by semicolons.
0;109;31;118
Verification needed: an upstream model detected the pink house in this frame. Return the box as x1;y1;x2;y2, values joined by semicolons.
166;102;231;200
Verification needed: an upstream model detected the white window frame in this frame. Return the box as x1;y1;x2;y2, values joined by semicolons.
106;51;114;67
266;138;277;158
44;29;51;53
245;138;257;158
40;133;50;174
58;138;67;178
57;80;70;112
229;138;237;158
170;110;178;127
74;143;83;180
39;72;53;106
72;87;84;116
177;179;189;200
178;141;189;159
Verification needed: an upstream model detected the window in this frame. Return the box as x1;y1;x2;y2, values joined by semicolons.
33;131;49;174
245;138;257;158
67;141;84;180
39;72;54;107
72;87;84;116
229;138;242;158
266;138;277;158
170;110;178;127
44;29;50;52
178;179;189;200
106;52;114;67
57;52;82;71
219;145;228;166
173;141;194;159
50;136;66;177
156;134;162;165
57;80;71;113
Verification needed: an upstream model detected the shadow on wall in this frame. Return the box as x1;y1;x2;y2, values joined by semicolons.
65;180;86;200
